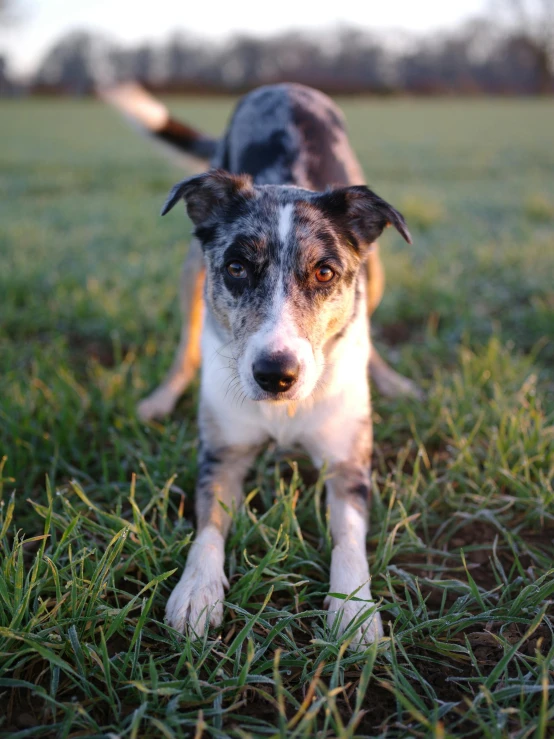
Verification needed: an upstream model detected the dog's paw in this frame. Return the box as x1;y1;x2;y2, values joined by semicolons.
166;526;228;635
325;593;384;647
392;375;424;401
389;375;423;401
166;566;229;635
137;386;179;421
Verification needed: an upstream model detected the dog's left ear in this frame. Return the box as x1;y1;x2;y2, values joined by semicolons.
161;169;255;226
316;185;412;247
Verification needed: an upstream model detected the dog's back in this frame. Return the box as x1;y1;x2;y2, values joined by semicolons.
212;83;365;189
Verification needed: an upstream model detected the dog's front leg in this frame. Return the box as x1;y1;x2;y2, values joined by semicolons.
165;441;259;635
324;464;384;646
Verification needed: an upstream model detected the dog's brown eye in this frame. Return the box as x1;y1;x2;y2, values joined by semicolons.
227;261;247;279
315;265;335;283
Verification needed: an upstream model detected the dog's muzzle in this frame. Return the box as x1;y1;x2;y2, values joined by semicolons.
252;352;300;394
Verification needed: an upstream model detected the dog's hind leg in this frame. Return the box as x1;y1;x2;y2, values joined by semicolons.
165;438;260;634
366;245;423;400
366;246;385;317
137;239;204;421
369;346;423;400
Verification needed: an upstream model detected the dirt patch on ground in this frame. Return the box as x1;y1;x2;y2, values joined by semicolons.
67;331;120;367
375;319;424;346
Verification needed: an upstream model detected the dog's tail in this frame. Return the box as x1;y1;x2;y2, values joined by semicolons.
98;83;218;170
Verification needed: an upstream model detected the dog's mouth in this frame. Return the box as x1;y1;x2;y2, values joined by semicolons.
249;385;302;403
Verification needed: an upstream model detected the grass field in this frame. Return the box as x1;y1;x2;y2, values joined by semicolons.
1;96;554;738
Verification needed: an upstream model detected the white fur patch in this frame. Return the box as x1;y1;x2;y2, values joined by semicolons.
165;525;229;634
329;497;367;549
278;203;294;245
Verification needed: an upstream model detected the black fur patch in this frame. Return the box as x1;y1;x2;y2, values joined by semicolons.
194;224;218;244
290;98;350;190
237;131;296;184
348;481;371;504
197;445;222;481
157;117;218;160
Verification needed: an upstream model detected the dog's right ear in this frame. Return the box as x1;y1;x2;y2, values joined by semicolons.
161;169;255;226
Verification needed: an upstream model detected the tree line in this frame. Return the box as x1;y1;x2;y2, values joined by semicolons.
2;13;554;96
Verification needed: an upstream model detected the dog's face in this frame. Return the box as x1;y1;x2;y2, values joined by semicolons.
162;170;410;402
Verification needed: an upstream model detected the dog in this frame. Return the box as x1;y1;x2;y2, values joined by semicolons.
103;82;419;645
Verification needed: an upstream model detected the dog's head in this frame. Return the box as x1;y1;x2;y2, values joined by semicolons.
162;169;411;402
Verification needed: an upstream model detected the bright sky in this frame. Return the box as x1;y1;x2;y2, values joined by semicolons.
1;0;488;77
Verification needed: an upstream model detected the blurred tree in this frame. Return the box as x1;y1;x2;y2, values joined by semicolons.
33;31;118;94
221;35;275;89
0;54;12;93
129;44;156;84
0;0;12;22
164;33;205;86
0;0;18;93
0;0;27;26
26;19;554;96
495;0;554;91
268;31;326;87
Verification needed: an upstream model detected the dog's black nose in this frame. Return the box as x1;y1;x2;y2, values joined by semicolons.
252;353;300;394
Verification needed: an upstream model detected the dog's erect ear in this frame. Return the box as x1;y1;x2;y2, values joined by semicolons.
316;185;412;248
161;169;255;225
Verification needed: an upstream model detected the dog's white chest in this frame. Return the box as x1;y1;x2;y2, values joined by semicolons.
256;402;308;447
